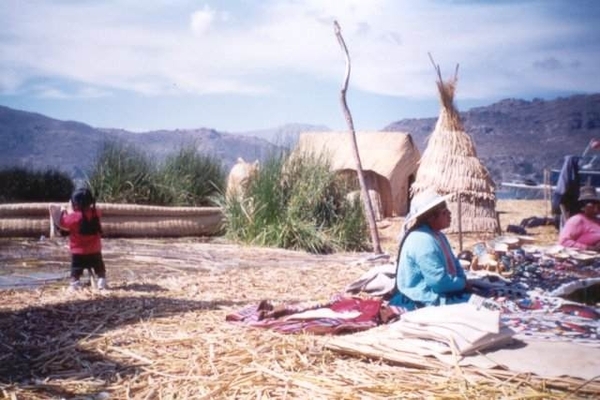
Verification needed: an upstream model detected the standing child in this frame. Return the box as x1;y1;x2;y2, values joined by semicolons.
59;187;107;291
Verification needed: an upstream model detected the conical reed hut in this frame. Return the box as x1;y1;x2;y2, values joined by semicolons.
411;61;498;234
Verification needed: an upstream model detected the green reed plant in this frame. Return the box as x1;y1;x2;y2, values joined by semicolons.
222;155;285;241
154;146;225;206
89;140;158;204
0;167;73;202
223;151;369;253
89;140;226;206
327;192;370;251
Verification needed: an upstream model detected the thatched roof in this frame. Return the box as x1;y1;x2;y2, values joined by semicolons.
294;131;421;216
411;66;498;234
295;132;418;179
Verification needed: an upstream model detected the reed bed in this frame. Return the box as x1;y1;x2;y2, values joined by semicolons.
0;200;594;399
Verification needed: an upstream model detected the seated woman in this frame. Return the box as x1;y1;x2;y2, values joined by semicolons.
558;185;600;251
389;190;470;310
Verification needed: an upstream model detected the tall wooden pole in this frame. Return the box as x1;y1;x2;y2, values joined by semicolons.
457;193;463;252
333;21;382;254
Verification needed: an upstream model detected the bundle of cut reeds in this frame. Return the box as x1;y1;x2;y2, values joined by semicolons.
0;203;224;238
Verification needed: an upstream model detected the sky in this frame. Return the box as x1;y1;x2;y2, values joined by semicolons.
1;0;599;134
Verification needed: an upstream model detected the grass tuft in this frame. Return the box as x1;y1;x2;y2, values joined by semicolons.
223;151;369;253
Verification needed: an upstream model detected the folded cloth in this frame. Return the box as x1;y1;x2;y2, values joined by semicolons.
345;263;396;296
325;328;599;381
400;302;500;332
392;303;515;356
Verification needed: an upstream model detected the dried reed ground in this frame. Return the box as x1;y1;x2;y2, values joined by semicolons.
1;200;596;399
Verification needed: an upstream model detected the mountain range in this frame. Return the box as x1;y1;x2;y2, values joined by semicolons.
385;94;599;184
1;93;598;186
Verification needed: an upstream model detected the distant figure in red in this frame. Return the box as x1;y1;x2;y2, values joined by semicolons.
558;185;600;251
59;187;107;291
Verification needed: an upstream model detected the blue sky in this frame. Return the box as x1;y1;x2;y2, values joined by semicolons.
1;0;599;133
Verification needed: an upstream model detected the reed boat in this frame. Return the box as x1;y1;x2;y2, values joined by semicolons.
0;203;224;238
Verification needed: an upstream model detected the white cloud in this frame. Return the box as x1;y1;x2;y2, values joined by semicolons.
0;0;598;103
0;68;22;94
190;6;216;35
33;85;111;99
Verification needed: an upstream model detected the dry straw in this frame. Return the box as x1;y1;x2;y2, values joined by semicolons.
0;230;596;399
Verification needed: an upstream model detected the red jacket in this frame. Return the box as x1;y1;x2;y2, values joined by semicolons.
60;209;103;254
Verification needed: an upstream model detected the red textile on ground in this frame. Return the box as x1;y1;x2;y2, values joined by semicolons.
226;296;403;335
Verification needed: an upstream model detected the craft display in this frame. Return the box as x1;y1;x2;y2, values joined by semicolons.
226;236;599;388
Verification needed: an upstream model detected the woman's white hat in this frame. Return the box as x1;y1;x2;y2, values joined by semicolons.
397;190;452;241
406;190;451;223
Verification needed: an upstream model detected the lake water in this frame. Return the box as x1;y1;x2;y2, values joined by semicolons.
0;271;69;289
0;237;70;290
496;188;547;200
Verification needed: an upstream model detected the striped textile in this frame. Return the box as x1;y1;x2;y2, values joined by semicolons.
226;296;405;335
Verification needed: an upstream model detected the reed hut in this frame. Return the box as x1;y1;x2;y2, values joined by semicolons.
411;65;498;234
294;131;421;217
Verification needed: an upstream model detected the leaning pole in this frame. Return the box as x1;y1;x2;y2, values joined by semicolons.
333;20;382;255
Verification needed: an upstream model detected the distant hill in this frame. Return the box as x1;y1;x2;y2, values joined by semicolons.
237;123;330;146
385;94;600;184
1;93;598;186
0;105;283;177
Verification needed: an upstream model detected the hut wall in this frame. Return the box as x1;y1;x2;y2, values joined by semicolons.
445;197;499;234
294;131;420;219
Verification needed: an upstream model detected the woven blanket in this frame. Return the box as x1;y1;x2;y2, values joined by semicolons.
226;296;403;335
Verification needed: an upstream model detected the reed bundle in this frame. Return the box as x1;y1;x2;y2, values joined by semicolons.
0;203;223;238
